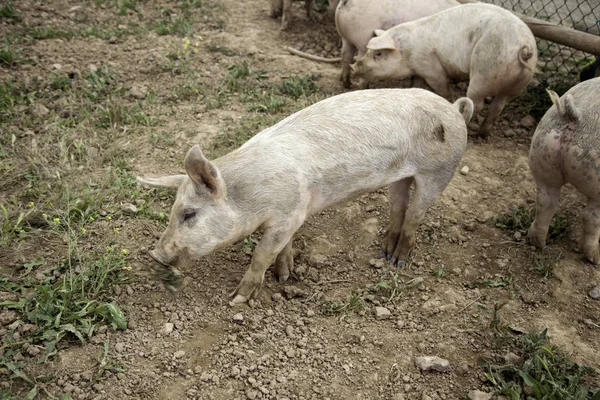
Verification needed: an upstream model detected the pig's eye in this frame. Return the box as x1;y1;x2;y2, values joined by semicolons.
182;208;197;223
374;51;383;58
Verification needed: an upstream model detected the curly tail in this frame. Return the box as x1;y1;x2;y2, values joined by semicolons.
518;44;535;71
453;97;474;124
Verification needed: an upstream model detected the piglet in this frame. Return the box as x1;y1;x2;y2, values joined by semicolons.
528;77;600;264
352;3;537;137
137;89;474;304
270;0;314;30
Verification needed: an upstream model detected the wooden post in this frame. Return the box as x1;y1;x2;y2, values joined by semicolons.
456;0;600;56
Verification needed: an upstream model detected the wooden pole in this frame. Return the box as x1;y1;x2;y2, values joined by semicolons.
456;0;600;56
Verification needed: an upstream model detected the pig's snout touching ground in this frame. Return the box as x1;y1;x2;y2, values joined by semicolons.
149;248;176;267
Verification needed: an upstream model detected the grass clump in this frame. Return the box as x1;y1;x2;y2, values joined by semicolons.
492;205;570;242
481;329;599;399
323;293;366;316
0;1;21;21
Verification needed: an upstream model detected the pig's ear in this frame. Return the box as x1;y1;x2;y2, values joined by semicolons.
367;35;397;51
136;175;185;190
374;29;386;37
184;145;226;200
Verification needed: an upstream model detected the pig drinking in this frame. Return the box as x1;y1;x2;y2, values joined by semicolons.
137;89;474;304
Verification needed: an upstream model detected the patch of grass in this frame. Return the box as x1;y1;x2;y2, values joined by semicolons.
492;205;570;242
0;200;36;247
476;300;508;331
0;1;21;21
470;274;513;289
209;114;281;157
534;250;562;279
432;265;445;278
279;74;321;99
323;293;366;316
49;73;72;91
155;12;195;37
0;39;16;67
0;186;129;396
28;26;75;40
207;44;239;56
481;329;599;399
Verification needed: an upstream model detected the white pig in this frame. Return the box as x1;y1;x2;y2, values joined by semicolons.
137;89;474;304
527;78;600;264
270;0;315;30
352;3;537;137
335;0;459;88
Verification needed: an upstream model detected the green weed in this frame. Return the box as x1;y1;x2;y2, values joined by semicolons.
368;272;424;303
481;329;599;399
0;39;16;67
0;1;21;20
476;300;508;331
207;44;239;56
432;265;445;278
279;74;321;99
492;205;570;242
29;26;75;40
323;293;366;316
534;250;563;279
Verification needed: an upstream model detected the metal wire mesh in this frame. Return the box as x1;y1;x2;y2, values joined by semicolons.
480;0;600;82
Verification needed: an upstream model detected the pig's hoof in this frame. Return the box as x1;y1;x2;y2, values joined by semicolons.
396;260;406;269
230;294;248;305
583;250;600;265
526;229;546;249
278;274;289;284
376;250;385;259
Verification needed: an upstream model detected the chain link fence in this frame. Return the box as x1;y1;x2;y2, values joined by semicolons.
481;0;599;82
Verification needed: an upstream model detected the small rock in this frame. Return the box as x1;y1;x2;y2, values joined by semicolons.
33;104;49;118
374;306;391;320
121;203;138;214
520;115;536;129
230;366;240;377
467;122;479;131
92;383;103;392
52;63;62;70
369;258;385;269
514;231;522;240
460;166;469;175
0;310;18;326
164;322;175;334
115;342;125;353
504;352;522;365
308;254;327;268
26;346;41;357
467;390;492;400
589;284;600;299
306;309;315;318
130;85;148;100
246;389;258;399
414;356;451;373
63;383;76;393
272;293;283;302
232;313;244;323
173;350;185;359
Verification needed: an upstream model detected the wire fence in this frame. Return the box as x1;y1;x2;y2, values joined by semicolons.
481;0;600;82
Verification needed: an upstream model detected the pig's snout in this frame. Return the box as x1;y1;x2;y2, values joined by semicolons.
149;248;177;267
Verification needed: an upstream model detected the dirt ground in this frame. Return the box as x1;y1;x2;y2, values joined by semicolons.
1;0;599;399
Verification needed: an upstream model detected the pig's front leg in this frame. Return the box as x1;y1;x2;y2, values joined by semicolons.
581;199;600;264
269;0;283;18
418;58;452;99
380;178;412;263
340;39;357;88
231;227;298;304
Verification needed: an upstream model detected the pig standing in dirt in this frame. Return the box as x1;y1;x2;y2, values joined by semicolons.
137;89;474;304
527;78;600;264
335;0;459;88
270;0;315;30
352;3;537;137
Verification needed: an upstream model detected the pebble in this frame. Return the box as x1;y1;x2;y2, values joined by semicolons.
164;322;174;334
308;254;327;268
369;258;385;269
374;306;391;320
121;203;138;214
504;352;522;365
271;293;283;302
33;104;49;118
589;284;600;299
173;350;185;359
467;390;492;400
246;389;258;399
233;313;244;323
514;231;522;240
460;166;469;175
115;342;125;353
520;115;536;129
414;356;451;373
306;309;315;318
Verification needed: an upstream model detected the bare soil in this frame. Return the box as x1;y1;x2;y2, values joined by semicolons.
1;0;599;399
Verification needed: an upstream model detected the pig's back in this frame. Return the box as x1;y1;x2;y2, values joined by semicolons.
241;88;463;155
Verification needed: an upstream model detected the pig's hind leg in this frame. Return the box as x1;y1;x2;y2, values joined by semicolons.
383;171;452;268
380;178;413;264
527;181;562;250
580;199;600;264
274;237;295;283
477;95;510;137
